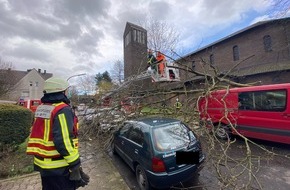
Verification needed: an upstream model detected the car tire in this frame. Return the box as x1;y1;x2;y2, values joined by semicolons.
136;165;150;190
215;124;232;140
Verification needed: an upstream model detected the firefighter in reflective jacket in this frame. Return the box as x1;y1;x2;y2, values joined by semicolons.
174;98;182;113
147;49;157;71
26;77;89;190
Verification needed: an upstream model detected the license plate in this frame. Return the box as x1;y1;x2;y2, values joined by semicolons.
176;151;199;165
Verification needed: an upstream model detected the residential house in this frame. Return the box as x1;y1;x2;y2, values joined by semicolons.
0;68;52;101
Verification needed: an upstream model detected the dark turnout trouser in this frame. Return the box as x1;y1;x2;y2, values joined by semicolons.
41;175;76;190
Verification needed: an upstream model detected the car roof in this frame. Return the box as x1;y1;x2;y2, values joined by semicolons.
129;117;181;128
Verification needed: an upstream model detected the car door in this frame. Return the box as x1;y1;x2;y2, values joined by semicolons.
125;124;145;168
114;122;133;165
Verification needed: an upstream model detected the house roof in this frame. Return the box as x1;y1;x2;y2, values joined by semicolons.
231;60;290;77
125;22;146;32
123;22;147;38
181;17;290;58
0;68;53;85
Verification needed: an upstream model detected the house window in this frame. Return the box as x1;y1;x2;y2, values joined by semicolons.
21;91;29;97
192;61;195;70
133;29;137;42
35;81;39;87
233;45;239;61
132;29;145;44
263;35;272;52
210;54;214;65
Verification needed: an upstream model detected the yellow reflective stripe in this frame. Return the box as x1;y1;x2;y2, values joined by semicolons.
64;151;80;163
27;147;60;157
58;113;80;163
58;113;74;153
34;157;69;169
53;102;65;107
28;138;55;146
44;119;50;141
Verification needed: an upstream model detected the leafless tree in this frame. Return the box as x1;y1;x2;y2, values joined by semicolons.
140;17;180;56
77;74;96;96
79;15;290;190
0;58;16;99
110;60;124;85
78;53;290;189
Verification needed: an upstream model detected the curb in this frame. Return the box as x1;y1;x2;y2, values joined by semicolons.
0;172;39;183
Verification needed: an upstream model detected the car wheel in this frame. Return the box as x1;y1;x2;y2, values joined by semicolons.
136;165;150;190
215;124;231;140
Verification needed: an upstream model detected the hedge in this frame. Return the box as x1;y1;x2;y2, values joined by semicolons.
0;104;33;146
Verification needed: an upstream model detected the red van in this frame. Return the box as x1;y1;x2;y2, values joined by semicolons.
198;83;290;144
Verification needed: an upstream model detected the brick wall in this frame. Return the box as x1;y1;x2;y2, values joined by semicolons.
180;19;290;85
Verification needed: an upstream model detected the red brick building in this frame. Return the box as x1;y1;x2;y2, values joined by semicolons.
179;17;290;85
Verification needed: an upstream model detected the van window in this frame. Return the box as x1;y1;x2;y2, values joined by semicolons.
238;90;286;111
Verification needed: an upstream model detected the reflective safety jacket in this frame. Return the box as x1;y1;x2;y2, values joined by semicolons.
148;54;157;70
175;101;182;109
26;102;80;175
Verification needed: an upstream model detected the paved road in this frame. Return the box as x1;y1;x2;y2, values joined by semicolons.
110;136;290;190
0;140;129;190
1;136;289;190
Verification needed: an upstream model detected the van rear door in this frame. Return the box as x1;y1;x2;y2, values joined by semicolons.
237;88;290;144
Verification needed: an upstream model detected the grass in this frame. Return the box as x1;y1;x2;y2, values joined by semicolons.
140;106;174;115
0;138;34;179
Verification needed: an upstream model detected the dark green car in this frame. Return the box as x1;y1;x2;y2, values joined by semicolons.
112;117;205;190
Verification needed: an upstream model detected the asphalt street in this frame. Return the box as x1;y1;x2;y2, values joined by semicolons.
110;136;290;190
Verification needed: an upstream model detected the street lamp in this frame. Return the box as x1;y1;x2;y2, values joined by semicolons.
67;73;86;81
66;73;86;104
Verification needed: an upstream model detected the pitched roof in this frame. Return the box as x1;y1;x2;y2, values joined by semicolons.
125;22;146;31
0;68;53;85
231;60;290;77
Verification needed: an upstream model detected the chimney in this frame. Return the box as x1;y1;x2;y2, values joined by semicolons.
38;69;41;73
44;70;46;74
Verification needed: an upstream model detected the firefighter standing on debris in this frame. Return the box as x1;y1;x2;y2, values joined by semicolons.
26;77;89;190
174;98;182;113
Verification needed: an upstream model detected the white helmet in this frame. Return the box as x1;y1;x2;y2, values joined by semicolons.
43;77;69;94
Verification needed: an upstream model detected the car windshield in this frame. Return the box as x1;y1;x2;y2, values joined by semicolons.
152;123;191;152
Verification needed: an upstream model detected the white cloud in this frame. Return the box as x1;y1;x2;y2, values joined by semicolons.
0;0;283;81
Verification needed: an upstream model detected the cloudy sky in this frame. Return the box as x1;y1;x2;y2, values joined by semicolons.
0;0;289;82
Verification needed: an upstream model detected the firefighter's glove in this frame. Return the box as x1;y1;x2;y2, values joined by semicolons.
69;165;89;188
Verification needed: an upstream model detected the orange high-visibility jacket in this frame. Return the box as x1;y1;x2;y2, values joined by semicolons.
156;52;165;75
